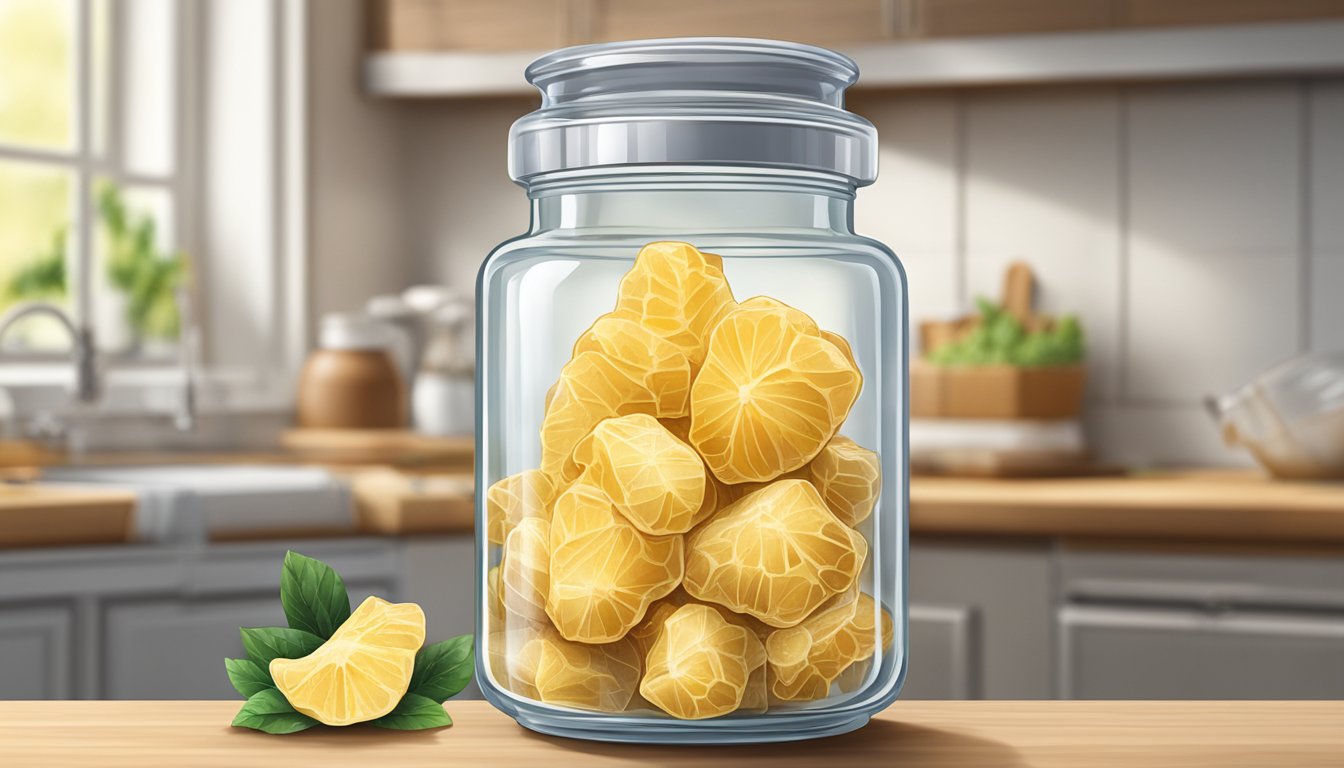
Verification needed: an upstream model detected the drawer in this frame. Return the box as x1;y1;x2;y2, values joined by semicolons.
1058;603;1344;700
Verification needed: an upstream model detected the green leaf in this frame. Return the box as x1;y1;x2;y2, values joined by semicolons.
408;635;474;703
369;693;452;731
225;658;275;698
280;551;352;639
231;689;319;735
239;626;324;666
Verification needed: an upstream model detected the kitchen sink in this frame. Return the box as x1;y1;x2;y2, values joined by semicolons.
38;465;355;543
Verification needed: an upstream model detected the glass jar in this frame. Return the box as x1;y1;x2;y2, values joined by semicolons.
476;38;907;744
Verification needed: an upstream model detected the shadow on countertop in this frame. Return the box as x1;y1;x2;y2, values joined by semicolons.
517;717;1030;767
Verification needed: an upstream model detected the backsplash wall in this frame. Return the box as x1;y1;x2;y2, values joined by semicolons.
381;78;1344;467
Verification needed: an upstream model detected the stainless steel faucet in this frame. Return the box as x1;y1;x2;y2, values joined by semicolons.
173;288;198;432
0;302;100;403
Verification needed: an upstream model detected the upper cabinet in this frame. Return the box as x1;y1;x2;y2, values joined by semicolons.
369;0;574;51
367;0;1344;53
363;0;1344;96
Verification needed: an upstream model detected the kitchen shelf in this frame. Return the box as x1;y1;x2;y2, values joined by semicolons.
364;20;1344;98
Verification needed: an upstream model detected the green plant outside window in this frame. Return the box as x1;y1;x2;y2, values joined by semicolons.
2;183;187;343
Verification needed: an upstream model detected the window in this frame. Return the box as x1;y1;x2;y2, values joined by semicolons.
0;0;193;361
0;0;307;410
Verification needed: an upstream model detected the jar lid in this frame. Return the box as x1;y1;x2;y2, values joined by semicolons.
509;38;877;186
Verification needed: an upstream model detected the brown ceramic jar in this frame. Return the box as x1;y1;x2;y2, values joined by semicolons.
296;314;406;429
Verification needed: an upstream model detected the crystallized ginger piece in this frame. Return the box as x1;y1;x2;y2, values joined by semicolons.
498;624;642;712
807;435;881;528
572;414;707;536
639;604;766;720
539;350;661;482
573;313;692;418
766;589;894;702
500;516;550;621
690;298;861;484
486;469;555;546
614;241;736;371
546;480;683;643
685;479;866;629
270;597;425;727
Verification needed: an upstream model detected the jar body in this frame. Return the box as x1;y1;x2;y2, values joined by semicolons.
476;175;908;743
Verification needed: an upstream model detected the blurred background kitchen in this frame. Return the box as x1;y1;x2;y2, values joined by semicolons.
2;0;1344;702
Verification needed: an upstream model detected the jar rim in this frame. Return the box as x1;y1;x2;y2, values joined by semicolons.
510;38;877;186
525;37;859;96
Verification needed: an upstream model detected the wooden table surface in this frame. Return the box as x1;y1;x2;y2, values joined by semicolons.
3;700;1342;767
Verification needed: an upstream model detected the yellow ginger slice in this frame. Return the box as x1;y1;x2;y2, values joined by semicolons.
806;435;881;528
638;604;767;720
546;480;684;643
614;241;736;370
822;329;858;370
766;589;894;702
500;516;550;621
685;479;866;628
270;596;426;727
636;591;771;714
572;414;708;536
486;469;555;546
492;624;642;713
573;313;692;418
539;350;660;482
487;565;504;623
689;297;861;484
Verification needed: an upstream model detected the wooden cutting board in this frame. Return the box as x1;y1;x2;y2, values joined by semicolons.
0;484;136;548
347;469;474;535
0;440;62;469
911;448;1122;478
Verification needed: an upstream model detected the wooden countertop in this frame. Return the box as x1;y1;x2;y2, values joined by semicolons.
2;700;1341;767
9;452;1344;546
911;470;1344;545
341;468;1344;545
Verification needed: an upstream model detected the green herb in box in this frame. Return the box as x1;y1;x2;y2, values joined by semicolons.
914;263;1086;421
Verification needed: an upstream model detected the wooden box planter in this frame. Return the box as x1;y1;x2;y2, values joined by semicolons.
911;360;1086;420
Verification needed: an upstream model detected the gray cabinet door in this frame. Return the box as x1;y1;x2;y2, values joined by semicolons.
103;595;287;699
903;604;979;699
400;537;480;699
102;580;393;699
908;539;1054;699
0;604;72;699
1059;604;1344;699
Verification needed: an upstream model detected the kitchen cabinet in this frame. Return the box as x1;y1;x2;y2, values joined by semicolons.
102;580;395;700
0;605;72;699
1059;604;1344;699
905;604;979;699
103;596;290;699
0;537;469;700
905;539;1055;699
369;0;570;51
367;0;1344;52
1057;547;1344;700
585;0;890;47
400;536;481;699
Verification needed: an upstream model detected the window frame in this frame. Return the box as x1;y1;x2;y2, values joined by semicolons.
0;0;200;368
0;0;309;412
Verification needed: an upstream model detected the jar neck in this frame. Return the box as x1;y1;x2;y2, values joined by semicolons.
525;170;858;235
